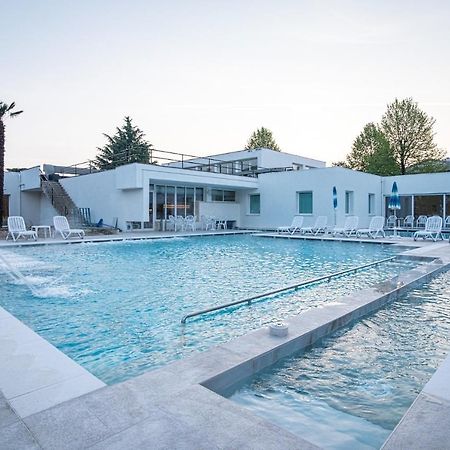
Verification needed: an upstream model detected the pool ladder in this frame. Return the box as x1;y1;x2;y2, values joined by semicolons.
181;256;397;323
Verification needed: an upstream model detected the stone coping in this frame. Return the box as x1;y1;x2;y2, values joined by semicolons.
0;241;449;448
0;229;255;248
0;307;105;419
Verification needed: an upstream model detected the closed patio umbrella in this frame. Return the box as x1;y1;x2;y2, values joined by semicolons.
333;186;338;226
388;181;401;237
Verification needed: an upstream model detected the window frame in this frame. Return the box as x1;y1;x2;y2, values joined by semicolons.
297;191;313;215
249;193;261;215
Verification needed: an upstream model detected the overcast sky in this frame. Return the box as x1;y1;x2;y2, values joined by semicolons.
2;0;450;168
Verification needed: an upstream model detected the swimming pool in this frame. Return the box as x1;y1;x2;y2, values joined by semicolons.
0;235;415;384
229;270;450;450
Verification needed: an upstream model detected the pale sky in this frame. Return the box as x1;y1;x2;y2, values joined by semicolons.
2;0;450;168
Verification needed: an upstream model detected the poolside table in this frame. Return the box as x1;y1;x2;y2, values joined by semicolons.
31;225;51;238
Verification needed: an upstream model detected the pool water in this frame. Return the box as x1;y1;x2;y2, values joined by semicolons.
229;270;450;450
0;235;414;384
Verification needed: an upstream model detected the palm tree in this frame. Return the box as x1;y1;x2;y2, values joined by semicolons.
0;102;23;224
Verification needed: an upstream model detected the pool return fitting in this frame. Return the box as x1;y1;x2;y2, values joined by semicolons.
180;256;396;324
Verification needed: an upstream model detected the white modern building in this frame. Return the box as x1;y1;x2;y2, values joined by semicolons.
3;147;450;232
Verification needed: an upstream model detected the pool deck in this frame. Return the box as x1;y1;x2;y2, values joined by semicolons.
1;235;450;449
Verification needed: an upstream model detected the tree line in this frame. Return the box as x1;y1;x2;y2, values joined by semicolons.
1;97;448;222
335;98;447;175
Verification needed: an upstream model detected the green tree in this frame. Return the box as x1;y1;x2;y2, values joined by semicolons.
381;98;446;175
245;127;281;151
0;101;23;223
337;123;399;176
96;116;152;170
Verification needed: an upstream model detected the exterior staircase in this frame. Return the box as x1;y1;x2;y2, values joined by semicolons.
41;178;84;227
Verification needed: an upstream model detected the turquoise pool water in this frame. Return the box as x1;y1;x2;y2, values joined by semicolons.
229;270;450;450
0;235;414;384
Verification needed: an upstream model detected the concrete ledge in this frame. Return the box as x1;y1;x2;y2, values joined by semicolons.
0;307;105;418
382;352;450;449
202;257;449;396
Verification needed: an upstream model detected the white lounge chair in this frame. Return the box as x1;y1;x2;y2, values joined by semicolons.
277;216;304;234
356;216;386;239
300;216;328;235
53;216;85;239
413;216;443;242
402;215;414;228
332;216;359;237
6;216;37;242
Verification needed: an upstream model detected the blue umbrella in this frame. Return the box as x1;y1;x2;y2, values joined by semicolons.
388;182;401;211
332;186;338;225
388;182;401;237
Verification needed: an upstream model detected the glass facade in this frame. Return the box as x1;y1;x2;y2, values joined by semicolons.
153;184;204;222
298;191;313;214
384;194;450;221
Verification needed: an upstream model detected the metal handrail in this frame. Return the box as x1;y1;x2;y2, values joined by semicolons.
180;256;397;323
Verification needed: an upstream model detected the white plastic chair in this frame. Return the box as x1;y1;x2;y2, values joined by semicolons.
53;216;85;239
416;215;427;228
166;215;176;231
216;218;227;230
205;217;216;231
300;216;328;235
386;215;397;228
413;216;443;242
356;216;386;239
402;215;414;228
6;216;37;242
175;216;185;232
184;215;196;231
444;216;450;229
332;216;359;237
277;216;304;234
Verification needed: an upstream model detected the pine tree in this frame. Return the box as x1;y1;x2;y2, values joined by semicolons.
245;127;281;152
96;117;152;170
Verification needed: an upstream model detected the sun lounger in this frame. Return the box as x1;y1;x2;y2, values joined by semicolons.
53;216;85;239
413;216;443;242
356;216;385;239
6;216;37;242
277;216;304;234
300;216;328;235
331;216;359;237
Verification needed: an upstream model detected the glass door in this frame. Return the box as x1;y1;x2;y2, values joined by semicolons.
148;189;155;229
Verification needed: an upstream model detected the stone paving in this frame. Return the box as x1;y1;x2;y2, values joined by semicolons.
0;236;449;449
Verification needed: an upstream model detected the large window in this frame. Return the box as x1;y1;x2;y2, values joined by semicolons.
368;193;375;215
384;195;412;219
249;194;260;214
298;191;313;214
154;184;204;220
414;195;443;217
211;189;236;202
345;191;354;215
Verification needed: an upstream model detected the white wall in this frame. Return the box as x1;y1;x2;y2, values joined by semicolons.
382;173;450;196
258;148;325;169
198;202;240;225
239;167;382;229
